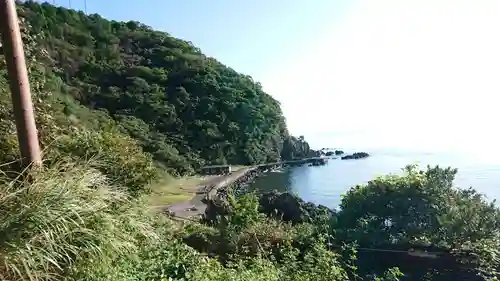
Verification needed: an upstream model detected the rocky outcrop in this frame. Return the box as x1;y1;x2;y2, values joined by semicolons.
259;191;335;224
335;150;344;155
341;152;369;160
259;192;305;223
204;188;335;225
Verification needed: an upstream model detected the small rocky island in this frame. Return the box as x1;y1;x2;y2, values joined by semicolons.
341;152;370;160
323;149;344;157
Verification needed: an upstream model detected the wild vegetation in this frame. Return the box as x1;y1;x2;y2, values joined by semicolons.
15;1;316;175
0;2;499;281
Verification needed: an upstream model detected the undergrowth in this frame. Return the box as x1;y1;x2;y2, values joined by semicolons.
0;162;155;281
0;162;352;281
0;4;498;281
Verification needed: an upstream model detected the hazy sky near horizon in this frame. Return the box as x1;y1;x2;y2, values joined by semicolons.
53;0;500;152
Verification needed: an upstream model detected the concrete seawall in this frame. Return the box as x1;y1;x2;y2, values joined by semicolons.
205;167;257;200
167;167;257;220
167;157;327;220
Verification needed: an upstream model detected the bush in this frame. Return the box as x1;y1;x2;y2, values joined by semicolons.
336;164;500;247
336;164;500;280
54;129;159;195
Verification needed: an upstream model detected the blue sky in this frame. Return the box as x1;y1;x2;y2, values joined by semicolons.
51;1;500;153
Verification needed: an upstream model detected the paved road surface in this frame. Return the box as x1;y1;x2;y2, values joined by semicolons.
166;168;253;219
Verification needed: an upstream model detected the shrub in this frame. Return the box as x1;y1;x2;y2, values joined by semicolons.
337;164;500;247
336;164;500;280
54;129;159;195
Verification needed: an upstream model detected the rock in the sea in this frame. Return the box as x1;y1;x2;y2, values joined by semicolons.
259;191;335;224
259;191;305;223
341;152;370;160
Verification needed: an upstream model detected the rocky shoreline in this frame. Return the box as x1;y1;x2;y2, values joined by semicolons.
175;149;371;221
202;165;334;224
341;152;370;160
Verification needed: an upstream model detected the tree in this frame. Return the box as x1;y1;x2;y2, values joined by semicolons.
17;2;317;174
336;164;500;280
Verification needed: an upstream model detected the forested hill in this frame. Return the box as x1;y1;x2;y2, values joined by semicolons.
18;1;316;173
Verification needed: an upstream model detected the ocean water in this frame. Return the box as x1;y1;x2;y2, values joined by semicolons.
248;148;500;209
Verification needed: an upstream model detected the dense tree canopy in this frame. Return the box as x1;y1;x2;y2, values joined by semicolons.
335;165;500;281
16;1;315;174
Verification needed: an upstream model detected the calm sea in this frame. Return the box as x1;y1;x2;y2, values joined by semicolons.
248;148;500;209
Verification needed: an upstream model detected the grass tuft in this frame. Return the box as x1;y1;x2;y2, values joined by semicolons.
0;161;156;281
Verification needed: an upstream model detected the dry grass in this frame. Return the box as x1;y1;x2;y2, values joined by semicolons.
145;175;210;207
232;165;249;172
145;164;250;209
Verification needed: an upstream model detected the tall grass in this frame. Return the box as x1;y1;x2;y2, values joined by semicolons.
0;161;156;281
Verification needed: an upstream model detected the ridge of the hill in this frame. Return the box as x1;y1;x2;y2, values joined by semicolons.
17;1;316;174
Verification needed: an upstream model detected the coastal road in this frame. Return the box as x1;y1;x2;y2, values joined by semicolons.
164;158;325;220
166;167;254;220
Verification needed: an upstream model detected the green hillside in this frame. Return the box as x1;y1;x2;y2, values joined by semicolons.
1;2;499;281
16;1;314;175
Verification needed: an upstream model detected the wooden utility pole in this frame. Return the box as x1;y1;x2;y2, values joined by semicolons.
0;0;42;168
